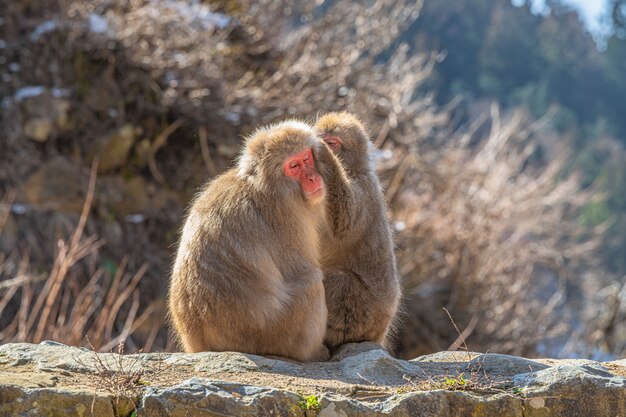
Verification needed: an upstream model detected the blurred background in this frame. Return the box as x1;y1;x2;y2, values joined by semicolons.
1;0;625;360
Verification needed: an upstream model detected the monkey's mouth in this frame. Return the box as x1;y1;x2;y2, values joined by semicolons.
306;186;325;200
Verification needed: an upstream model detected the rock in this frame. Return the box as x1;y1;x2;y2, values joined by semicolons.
23;118;54;142
91;124;138;171
0;341;96;372
318;402;349;417
141;379;304;416
412;350;482;363
514;365;626;416
21;157;87;212
331;341;386;361
99;176;150;217
98;175;179;218
134;138;152;167
19;88;71;142
463;353;549;377
164;351;265;373
0;342;625;416
0;385;114;417
411;350;482;377
339;348;423;385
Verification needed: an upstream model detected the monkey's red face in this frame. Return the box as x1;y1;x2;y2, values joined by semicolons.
283;148;325;202
323;134;343;152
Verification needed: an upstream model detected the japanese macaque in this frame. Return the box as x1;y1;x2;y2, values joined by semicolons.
314;112;401;351
168;120;330;362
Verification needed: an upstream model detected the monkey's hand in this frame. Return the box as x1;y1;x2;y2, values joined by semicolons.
315;143;357;238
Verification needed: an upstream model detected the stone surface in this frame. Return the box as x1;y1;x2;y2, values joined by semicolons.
23;117;54;142
462;353;549;376
91;124;138;171
19;88;71;142
339;347;424;385
97;174;180;218
0;342;625;416
21;157;88;212
331;341;385;361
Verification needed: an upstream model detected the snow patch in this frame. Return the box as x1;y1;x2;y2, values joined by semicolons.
14;86;46;101
11;204;29;215
124;214;146;224
225;112;241;124
166;0;230;30
88;13;109;34
51;88;70;98
13;86;70;102
30;20;59;41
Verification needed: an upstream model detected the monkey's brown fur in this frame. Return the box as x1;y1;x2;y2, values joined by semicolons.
168;120;330;362
314;112;401;351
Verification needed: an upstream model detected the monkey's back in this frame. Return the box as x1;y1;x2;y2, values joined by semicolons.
168;170;327;359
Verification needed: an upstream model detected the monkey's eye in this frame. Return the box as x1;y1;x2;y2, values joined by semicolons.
324;136;342;150
289;162;300;169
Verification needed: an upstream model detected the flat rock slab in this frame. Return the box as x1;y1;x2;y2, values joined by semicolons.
0;342;625;416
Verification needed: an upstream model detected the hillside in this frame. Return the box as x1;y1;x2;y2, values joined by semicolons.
0;0;625;360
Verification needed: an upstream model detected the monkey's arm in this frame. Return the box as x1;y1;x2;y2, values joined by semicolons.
316;144;360;238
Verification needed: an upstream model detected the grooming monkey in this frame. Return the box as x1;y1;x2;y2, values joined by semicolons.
314;112;401;351
168;120;333;361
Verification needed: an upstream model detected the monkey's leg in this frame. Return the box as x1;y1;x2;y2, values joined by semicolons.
323;270;367;349
324;268;397;351
264;272;329;362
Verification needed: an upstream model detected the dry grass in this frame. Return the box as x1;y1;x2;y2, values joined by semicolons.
76;340;154;417
391;105;605;357
0;163;160;352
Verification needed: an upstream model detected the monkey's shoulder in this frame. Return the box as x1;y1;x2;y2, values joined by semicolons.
188;171;264;225
351;173;386;214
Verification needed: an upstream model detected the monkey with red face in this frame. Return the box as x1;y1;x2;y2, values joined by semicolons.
168;120;330;361
314;112;401;351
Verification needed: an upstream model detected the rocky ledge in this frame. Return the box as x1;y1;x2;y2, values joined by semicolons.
0;342;625;416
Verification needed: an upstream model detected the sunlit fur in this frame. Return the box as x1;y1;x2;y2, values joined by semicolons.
315;112;375;176
168;120;329;361
314;112;401;351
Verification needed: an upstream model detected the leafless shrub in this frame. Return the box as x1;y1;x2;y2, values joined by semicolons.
392;105;604;357
230;0;436;132
0;164;160;352
77;340;150;417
